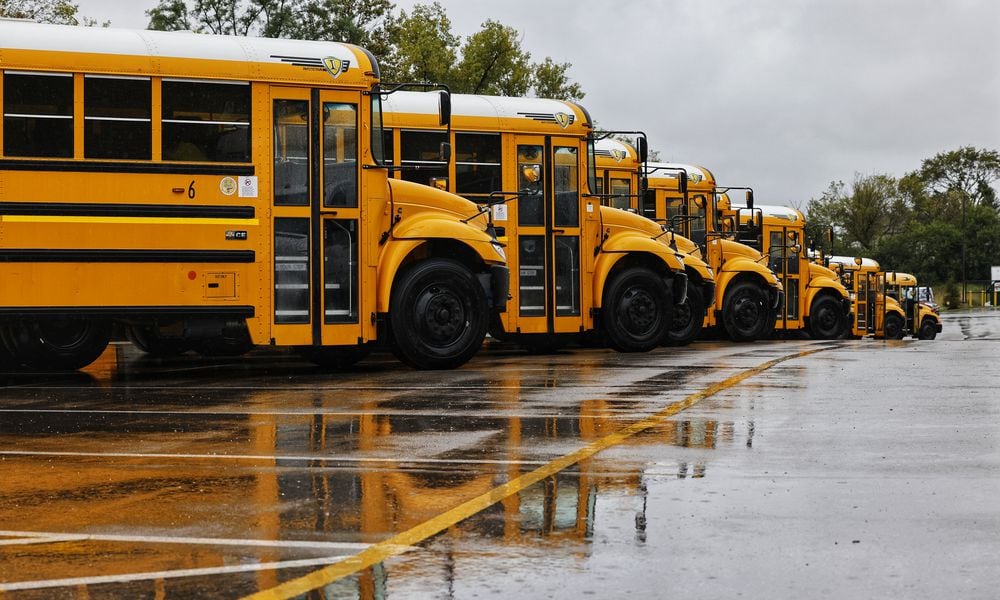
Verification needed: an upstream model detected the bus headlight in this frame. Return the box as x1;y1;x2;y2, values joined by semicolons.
491;241;506;260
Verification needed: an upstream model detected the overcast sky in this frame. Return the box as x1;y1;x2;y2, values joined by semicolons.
77;0;1000;207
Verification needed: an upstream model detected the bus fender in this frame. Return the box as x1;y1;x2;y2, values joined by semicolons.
375;219;507;313
592;236;684;307
803;275;848;318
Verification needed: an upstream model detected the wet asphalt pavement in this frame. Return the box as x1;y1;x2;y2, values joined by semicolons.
0;310;998;599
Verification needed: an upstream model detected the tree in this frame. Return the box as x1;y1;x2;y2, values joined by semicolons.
912;146;1000;211
805;173;907;255
146;0;392;43
454;20;532;96
1;0;80;24
532;57;584;101
380;2;458;86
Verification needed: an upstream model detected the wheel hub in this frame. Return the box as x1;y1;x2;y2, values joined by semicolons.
417;285;466;344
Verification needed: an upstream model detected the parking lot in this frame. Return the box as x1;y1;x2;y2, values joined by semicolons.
1;309;998;599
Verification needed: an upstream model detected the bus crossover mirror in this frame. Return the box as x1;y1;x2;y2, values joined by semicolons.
854;256;863;266
438;90;451;126
808;238;816;252
678;171;688;194
746;189;754;209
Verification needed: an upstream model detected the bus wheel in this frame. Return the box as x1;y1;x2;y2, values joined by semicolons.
665;282;704;346
1;318;111;371
722;281;768;342
603;267;672;352
390;259;488;370
807;295;845;340
126;324;190;356
883;314;905;340
299;346;370;370
917;318;938;340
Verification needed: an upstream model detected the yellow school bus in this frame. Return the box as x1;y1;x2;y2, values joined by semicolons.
885;272;941;340
604;152;782;342
593;141;717;345
827;256;903;338
381;93;689;352
0;22;508;371
726;202;852;339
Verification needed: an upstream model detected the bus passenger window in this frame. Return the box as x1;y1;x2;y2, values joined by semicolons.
455;133;501;203
84;76;151;160
162;80;250;162
2;72;74;158
610;177;630;210
400;130;447;187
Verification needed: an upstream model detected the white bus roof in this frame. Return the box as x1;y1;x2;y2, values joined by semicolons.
382;91;590;133
828;255;881;268
0;20;370;82
645;161;713;185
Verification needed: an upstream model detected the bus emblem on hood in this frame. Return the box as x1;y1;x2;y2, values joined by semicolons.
611;150;626;163
554;112;571;128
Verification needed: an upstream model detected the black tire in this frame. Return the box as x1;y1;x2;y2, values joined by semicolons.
390;259;489;370
807;295;846;340
883;313;905;340
602;267;673;352
917;318;938;340
299;346;370;370
721;281;769;342
126;324;190;356
665;281;704;346
1;318;112;371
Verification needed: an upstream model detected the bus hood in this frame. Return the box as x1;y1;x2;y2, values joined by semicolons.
387;179;490;231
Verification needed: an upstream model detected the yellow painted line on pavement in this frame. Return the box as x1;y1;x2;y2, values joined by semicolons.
244;346;831;600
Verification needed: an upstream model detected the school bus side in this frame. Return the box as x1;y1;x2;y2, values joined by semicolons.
381;92;688;352
0;22;507;371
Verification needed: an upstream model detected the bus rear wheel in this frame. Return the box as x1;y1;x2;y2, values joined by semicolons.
807;295;845;340
722;281;768;342
665;282;704;346
603;267;672;352
390;259;488;370
1;318;111;371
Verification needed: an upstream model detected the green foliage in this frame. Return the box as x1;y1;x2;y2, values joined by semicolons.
533;57;585;102
1;0;80;24
454;20;532;95
143;1;584;100
381;2;459;86
811;146;1000;286
804;173;908;256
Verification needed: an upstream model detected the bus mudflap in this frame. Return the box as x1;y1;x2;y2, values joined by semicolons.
478;265;510;312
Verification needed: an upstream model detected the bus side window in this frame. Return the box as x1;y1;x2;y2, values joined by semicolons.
84;76;152;160
162;80;251;162
2;72;74;158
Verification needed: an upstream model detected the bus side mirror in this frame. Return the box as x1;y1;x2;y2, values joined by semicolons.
746;189;754;210
809;238;816;252
438;90;451;127
439;142;451;162
678;171;688;195
636;137;648;163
